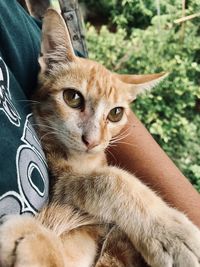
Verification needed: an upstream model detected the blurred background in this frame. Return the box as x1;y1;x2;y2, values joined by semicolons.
52;0;200;191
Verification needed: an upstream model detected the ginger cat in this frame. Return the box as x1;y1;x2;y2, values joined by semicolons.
0;9;200;267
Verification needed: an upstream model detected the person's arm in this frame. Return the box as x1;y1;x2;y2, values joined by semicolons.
107;111;200;228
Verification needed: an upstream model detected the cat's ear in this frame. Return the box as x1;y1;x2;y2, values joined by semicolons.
39;8;76;72
116;72;168;101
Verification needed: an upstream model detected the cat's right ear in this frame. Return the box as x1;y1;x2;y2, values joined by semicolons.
39;8;76;73
116;72;168;101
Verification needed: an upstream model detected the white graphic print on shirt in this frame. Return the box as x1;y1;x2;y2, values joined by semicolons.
0;58;21;127
0;58;49;216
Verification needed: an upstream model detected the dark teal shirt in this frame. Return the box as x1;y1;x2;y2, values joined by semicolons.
0;0;49;216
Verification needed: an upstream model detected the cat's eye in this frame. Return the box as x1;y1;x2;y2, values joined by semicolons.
107;107;124;122
63;89;84;109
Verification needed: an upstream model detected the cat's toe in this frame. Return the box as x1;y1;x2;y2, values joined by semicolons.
0;215;33;267
0;215;65;267
170;211;200;266
141;208;200;267
155;210;200;267
174;242;200;267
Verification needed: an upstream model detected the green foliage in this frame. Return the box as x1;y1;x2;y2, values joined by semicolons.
85;1;200;191
111;0;157;31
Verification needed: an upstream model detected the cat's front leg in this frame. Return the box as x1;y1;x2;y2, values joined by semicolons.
0;214;65;267
95;225;148;267
55;166;200;267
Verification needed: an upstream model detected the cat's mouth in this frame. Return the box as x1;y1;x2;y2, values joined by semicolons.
83;142;107;154
84;145;102;154
85;147;100;154
67;143;104;155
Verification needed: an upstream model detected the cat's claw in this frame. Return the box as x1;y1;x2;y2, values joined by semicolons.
0;215;64;267
142;208;200;267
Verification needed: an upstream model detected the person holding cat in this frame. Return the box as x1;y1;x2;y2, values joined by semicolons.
0;0;200;266
0;0;199;225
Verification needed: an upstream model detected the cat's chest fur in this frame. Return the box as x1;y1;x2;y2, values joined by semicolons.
46;149;107;178
66;153;107;174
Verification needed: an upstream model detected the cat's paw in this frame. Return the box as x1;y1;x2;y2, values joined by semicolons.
142;209;200;267
0;214;64;267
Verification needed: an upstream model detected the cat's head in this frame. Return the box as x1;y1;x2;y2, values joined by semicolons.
34;9;167;156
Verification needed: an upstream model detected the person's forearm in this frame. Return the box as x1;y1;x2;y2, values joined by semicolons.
107;111;200;228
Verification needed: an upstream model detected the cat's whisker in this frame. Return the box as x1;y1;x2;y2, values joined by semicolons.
111;128;131;141
110;134;131;143
33;123;67;136
118;127;131;135
111;141;136;147
107;143;117;148
106;148;117;162
18;99;41;103
111;134;130;143
112;129;130;139
112;129;131;138
33;123;59;131
110;132;131;143
110;134;132;144
18;99;41;105
40;131;58;142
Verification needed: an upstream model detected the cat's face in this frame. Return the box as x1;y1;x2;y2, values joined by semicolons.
35;57;133;154
34;9;167;155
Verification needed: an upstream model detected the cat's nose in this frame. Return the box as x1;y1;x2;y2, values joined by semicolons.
82;135;99;150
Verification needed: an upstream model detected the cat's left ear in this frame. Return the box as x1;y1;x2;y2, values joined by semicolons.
116;72;168;101
39;8;76;72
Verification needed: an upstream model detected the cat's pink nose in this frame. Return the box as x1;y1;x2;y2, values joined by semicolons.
82;135;99;150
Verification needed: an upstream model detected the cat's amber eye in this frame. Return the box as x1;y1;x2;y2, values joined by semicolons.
63;89;84;109
107;107;124;122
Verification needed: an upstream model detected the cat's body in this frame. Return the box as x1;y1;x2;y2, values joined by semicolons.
0;8;200;267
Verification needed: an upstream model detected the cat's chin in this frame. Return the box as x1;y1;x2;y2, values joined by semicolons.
86;145;107;155
82;148;103;155
85;149;102;155
68;146;104;156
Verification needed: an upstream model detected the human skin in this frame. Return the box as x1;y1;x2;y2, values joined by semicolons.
107;111;200;228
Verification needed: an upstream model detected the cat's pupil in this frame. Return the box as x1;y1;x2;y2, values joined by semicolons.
108;107;124;122
63;89;84;109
